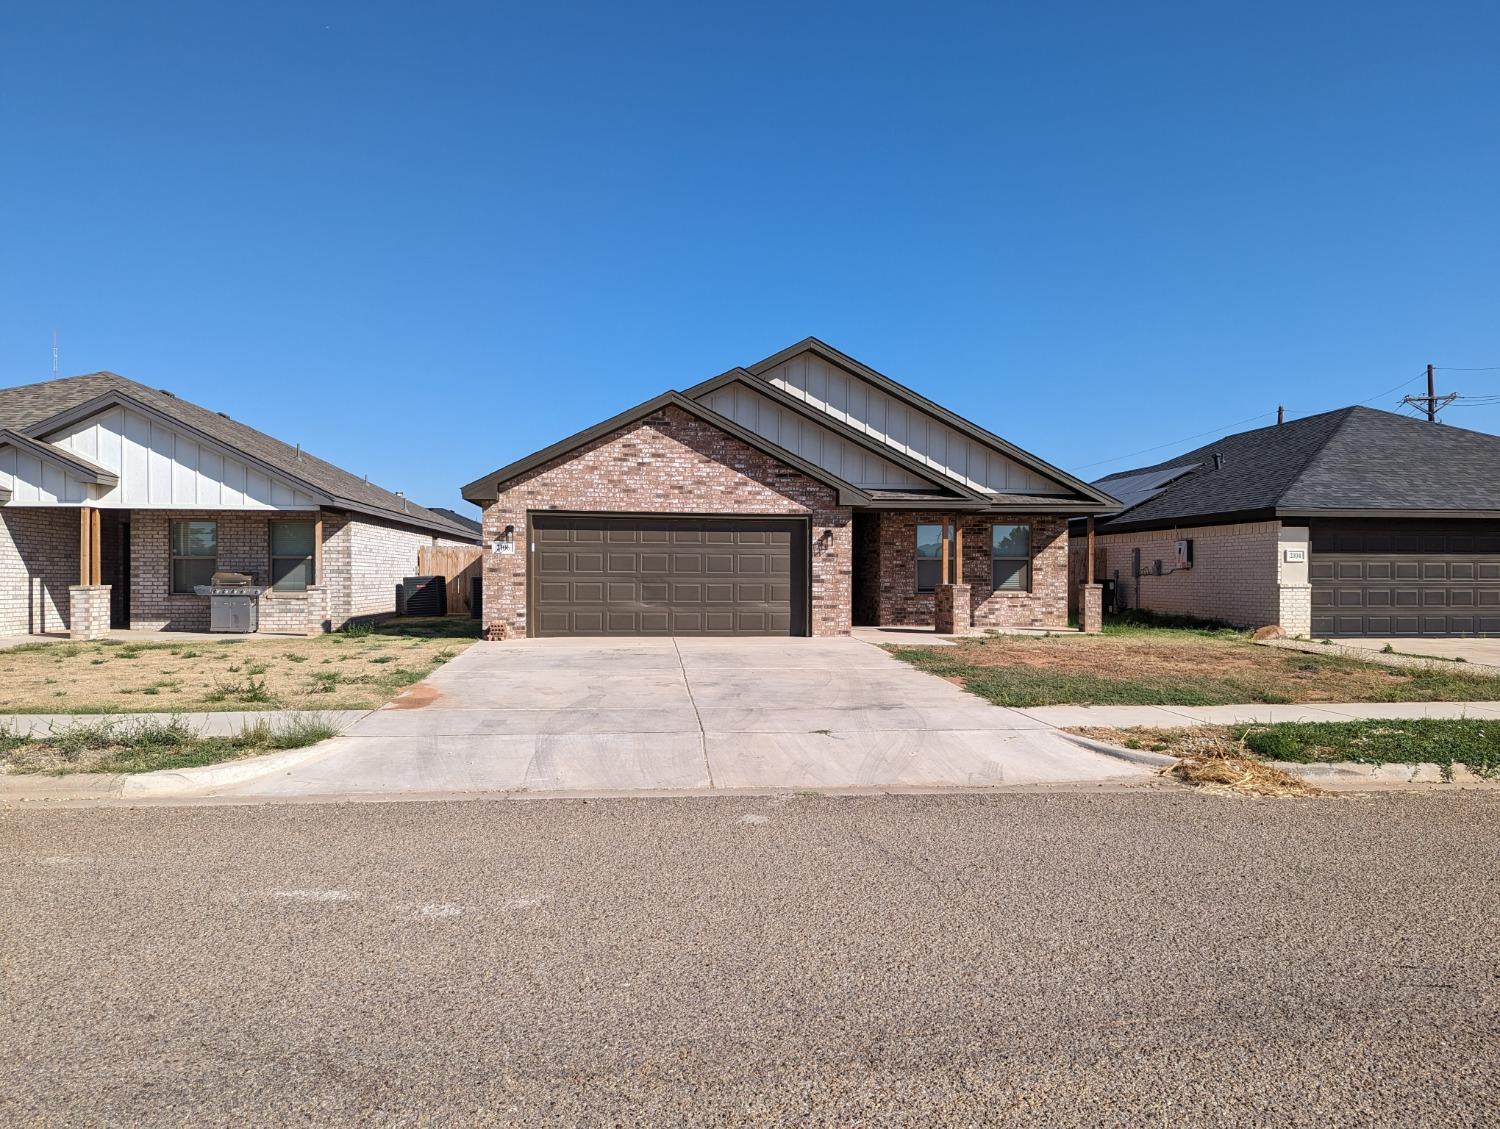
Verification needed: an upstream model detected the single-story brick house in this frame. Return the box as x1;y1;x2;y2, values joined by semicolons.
0;371;476;639
1072;406;1500;638
461;338;1118;639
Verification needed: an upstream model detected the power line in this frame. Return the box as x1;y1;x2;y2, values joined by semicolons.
1071;367;1429;475
1435;365;1500;372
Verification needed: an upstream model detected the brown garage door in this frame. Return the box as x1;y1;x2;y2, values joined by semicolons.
529;515;807;637
1310;522;1500;636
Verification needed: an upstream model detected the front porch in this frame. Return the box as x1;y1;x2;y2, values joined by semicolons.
1;505;334;641
850;509;1092;636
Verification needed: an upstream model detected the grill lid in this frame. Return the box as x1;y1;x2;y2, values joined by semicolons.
210;571;255;586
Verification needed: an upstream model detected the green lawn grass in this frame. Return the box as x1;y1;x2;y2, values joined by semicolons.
0;713;339;775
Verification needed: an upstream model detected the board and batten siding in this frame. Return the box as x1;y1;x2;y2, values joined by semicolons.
757;352;1064;496
11;406;321;509
698;383;928;490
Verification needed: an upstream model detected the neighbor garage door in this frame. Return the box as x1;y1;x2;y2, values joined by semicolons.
529;515;806;637
1310;521;1500;636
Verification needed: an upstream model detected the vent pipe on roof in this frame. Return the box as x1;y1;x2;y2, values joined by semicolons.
1213;452;1225;470
1277;405;1285;425
396;490;408;512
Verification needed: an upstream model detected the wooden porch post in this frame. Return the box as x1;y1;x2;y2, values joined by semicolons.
953;520;963;584
314;513;325;584
1086;514;1096;586
939;519;950;586
78;507;92;586
90;507;102;585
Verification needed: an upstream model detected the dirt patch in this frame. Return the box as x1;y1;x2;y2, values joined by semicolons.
0;617;476;714
887;629;1500;707
389;683;443;710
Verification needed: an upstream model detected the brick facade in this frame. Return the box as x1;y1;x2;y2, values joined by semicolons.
0;506;453;637
481;404;853;638
0;508;77;634
1081;519;1313;634
858;511;1069;630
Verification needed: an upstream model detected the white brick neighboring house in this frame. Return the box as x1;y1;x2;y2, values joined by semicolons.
1070;406;1500;639
0;372;477;639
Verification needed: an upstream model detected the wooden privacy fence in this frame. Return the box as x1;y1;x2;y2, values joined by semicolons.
417;545;483;616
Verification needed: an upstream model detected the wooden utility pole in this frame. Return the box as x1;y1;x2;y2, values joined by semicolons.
1401;363;1457;421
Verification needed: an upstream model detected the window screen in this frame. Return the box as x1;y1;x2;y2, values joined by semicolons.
171;520;218;594
992;524;1031;592
915;523;944;592
270;521;316;592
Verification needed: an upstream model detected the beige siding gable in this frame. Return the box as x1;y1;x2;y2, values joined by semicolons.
22;406;322;509
757;350;1065;495
699;383;928;490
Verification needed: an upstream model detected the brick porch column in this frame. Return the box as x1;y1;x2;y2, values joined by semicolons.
69;585;111;641
1079;583;1103;634
933;582;971;635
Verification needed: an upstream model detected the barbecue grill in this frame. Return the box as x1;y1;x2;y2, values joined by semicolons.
193;571;268;633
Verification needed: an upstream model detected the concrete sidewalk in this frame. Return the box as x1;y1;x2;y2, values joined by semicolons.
1019;700;1500;728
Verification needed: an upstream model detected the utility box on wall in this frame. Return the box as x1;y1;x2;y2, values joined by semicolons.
1175;539;1194;570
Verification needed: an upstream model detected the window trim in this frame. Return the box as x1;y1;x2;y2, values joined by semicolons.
991;522;1033;594
914;522;946;594
268;518;318;593
169;519;218;595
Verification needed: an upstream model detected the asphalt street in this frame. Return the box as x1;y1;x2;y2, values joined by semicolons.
3;790;1497;1126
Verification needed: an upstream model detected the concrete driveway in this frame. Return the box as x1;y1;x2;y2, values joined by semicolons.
219;637;1143;797
1337;636;1500;667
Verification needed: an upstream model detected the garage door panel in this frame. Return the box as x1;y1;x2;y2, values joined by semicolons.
1310;521;1500;636
530;515;807;637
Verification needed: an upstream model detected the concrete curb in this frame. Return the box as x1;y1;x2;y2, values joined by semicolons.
120;739;347;797
1056;733;1180;768
1059;732;1491;787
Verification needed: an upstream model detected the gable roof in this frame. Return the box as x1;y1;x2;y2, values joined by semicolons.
0;372;475;539
682;367;991;505
1091;405;1500;532
0;428;120;484
744;337;1118;509
461;391;876;505
466;339;1119;514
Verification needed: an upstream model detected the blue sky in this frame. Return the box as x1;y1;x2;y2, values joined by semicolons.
4;2;1497;511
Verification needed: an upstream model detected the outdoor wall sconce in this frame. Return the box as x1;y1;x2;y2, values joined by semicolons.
493;524;517;556
819;528;834;550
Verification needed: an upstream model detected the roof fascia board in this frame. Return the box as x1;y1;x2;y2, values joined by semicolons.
1095;508;1280;535
0;429;120;485
462;391;873;506
1276;507;1500;521
745;338;1120;508
27;392;335;505
684;369;991;503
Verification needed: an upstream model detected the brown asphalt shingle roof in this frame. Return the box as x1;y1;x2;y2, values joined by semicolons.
0;372;475;540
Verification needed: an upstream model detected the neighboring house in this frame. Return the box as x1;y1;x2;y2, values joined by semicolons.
461;338;1117;638
1075;406;1500;638
0;372;476;639
429;507;483;538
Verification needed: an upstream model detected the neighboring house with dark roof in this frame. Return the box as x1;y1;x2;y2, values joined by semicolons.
0;371;476;639
1072;406;1500;638
428;507;482;537
461;338;1118;639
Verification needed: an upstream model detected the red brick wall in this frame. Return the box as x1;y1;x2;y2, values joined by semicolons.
480;404;853;638
865;511;1069;629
